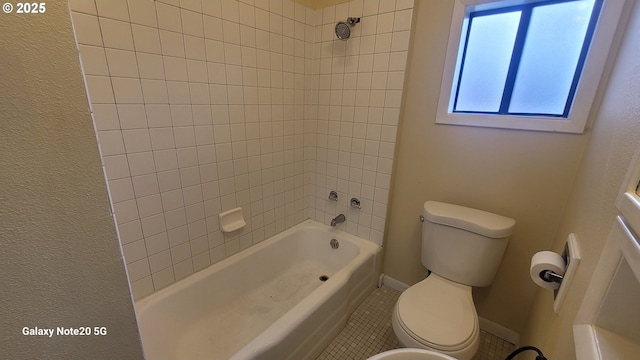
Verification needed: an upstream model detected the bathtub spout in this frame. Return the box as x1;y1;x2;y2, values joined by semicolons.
330;214;346;226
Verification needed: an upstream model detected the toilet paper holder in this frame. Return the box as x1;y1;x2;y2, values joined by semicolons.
538;244;571;285
553;234;581;313
540;269;564;284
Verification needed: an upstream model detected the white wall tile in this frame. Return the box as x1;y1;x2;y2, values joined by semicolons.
132;24;162;53
177;147;199;168
156;2;182;32
148;248;172;271
167;81;191;104
80;45;110;76
180;0;201;12
100;18;135;50
103;154;131;180
96;0;130;21
146;104;172;128
185;37;206;61
174;258;194;280
118;219;144;245
141;213;167;237
122;129;151;153
160;30;185;58
391;30;411;52
127;258;151;282
70;0;97;15
132;173;160;197
221;0;240;23
202;0;222;17
92;104;120;130
131;276;154;300
112;77;144;103
123;239;148;263
118;104;148;129
85;75;115;104
114;199;140;224
77;0;412;297
137;194;164;218
109;177;135;203
141;79;169;104
128;0;158;27
127;151;156;176
204;16;224;41
182;9;204;37
396;0;413;11
151;266;175;289
168;225;189;247
72;13;104;46
98;130;126;155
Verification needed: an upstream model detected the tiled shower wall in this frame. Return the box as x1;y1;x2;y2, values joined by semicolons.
69;0;412;299
305;0;413;245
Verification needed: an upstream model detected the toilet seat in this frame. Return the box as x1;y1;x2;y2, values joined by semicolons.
394;274;478;353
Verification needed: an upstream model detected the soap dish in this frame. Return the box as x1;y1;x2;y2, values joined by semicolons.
218;207;246;233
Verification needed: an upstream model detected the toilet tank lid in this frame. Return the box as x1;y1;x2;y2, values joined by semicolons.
423;201;515;238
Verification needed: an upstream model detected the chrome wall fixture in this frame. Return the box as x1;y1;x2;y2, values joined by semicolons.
350;197;361;209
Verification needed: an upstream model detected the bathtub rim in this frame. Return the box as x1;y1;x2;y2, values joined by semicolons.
134;219;382;359
135;219;381;310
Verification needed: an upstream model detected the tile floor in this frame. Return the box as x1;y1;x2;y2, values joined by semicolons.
316;286;515;360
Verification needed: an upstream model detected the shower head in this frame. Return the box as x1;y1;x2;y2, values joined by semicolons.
335;17;361;40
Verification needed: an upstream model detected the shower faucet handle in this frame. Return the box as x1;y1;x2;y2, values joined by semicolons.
350;197;361;209
328;191;338;201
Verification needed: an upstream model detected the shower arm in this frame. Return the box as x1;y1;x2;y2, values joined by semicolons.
347;17;361;26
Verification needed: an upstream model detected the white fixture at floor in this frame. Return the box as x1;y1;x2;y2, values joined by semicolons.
392;201;515;360
366;348;456;360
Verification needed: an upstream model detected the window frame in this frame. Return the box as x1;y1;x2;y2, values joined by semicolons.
435;0;629;133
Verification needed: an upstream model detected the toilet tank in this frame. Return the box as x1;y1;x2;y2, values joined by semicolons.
422;201;516;287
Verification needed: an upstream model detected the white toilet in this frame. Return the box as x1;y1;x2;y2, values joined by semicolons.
392;201;515;360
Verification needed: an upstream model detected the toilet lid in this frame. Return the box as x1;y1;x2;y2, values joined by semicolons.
396;274;477;351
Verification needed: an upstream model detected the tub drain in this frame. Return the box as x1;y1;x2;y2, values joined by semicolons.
319;275;329;281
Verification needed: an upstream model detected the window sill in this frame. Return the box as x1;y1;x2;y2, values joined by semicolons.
435;112;586;133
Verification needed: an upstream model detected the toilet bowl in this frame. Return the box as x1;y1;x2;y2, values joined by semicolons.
392;274;479;360
366;348;457;360
391;201;515;360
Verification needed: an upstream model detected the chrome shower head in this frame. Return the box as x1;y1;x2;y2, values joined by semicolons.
335;17;361;40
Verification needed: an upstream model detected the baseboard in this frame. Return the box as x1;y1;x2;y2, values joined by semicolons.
380;274;410;292
478;317;520;346
381;274;520;346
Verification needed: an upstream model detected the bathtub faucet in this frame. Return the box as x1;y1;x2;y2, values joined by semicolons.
330;214;346;227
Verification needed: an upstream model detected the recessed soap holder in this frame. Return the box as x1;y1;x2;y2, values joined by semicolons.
553;233;581;313
218;207;246;233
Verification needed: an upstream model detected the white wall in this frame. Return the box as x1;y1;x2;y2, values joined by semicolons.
71;0;413;299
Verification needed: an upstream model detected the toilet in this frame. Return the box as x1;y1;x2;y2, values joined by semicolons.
392;201;515;360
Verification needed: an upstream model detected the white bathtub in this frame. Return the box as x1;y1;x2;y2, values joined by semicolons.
135;219;383;360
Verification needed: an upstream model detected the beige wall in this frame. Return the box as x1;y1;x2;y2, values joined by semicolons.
520;0;640;358
383;0;593;333
0;2;143;359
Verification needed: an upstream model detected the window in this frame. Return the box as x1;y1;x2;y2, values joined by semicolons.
436;0;629;133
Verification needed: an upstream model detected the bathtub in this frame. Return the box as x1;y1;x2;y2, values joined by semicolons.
135;219;383;360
